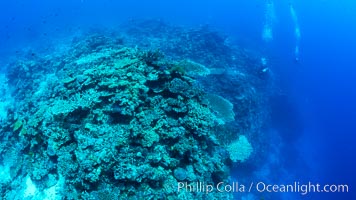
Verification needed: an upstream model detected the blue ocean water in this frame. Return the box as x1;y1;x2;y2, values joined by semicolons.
0;0;355;199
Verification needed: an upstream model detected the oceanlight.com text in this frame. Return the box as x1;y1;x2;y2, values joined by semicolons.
255;181;349;195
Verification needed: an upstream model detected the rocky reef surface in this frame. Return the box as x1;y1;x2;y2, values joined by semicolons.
0;20;271;199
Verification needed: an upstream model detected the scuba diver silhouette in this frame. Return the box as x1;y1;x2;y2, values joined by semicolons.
262;1;301;63
289;2;301;63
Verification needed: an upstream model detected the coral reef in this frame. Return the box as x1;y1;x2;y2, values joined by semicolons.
0;20;271;199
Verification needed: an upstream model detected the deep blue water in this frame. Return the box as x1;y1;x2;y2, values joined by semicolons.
1;0;355;199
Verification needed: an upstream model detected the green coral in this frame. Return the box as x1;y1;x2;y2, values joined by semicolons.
13;119;23;132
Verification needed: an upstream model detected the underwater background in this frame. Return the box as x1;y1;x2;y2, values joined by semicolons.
0;0;355;199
